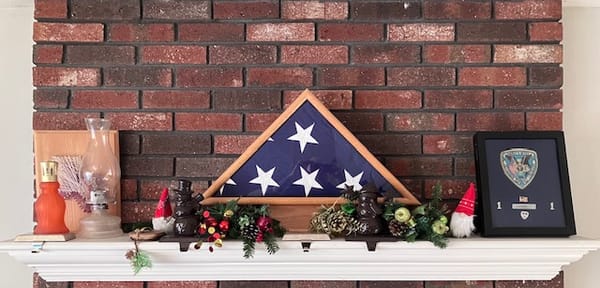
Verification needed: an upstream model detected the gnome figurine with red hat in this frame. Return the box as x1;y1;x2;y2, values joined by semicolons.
450;183;477;238
152;188;175;234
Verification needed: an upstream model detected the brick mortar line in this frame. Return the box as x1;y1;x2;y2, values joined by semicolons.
53;87;559;91
33;19;561;24
34;41;561;45
31;63;561;68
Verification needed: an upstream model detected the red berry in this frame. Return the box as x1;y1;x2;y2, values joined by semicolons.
202;210;210;218
218;220;230;232
256;216;272;232
206;217;217;227
256;232;264;242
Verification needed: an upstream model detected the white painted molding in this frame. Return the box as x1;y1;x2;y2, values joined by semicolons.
1;236;599;282
564;0;600;7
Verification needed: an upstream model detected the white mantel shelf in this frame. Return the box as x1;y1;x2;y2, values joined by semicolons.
1;236;599;282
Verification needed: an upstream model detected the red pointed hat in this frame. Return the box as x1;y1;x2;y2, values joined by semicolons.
454;183;476;216
154;188;173;218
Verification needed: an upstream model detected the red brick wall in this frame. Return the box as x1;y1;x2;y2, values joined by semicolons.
33;0;563;287
33;274;564;288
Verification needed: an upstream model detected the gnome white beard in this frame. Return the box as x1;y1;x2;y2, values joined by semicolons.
152;216;175;234
450;212;475;238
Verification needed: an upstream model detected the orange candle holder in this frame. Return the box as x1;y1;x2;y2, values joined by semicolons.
34;161;70;235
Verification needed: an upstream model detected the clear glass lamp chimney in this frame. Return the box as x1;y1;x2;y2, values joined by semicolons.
78;118;123;239
79;118;120;208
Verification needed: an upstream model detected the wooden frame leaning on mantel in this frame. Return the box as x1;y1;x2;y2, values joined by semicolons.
201;89;420;206
33;130;121;232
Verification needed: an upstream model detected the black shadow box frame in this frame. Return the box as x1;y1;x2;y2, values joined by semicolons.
474;131;576;237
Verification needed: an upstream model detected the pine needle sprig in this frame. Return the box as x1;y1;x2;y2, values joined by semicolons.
429;233;448;248
427;182;448;220
430;182;443;208
264;233;279;255
242;238;256;259
126;234;152;275
129;250;152;274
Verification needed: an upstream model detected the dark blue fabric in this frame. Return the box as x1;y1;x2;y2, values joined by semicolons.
485;139;565;228
217;102;397;197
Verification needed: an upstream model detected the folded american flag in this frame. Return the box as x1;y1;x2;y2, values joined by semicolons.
204;90;418;205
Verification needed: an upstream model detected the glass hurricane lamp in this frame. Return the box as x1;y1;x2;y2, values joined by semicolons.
78;118;123;238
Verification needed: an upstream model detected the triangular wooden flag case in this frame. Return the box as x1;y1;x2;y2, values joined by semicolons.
202;89;420;206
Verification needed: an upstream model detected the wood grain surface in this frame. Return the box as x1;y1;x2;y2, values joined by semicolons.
33;130;121;232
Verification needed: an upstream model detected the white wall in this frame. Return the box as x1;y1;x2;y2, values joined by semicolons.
0;0;34;287
563;6;600;288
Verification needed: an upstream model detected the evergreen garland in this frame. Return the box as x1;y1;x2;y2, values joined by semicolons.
405;182;449;248
311;182;450;248
198;199;285;258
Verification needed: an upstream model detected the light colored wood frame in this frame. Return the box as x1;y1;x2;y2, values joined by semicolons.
201;89;420;206
33;130;121;232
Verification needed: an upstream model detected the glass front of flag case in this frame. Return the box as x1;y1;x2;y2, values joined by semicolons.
203;89;419;205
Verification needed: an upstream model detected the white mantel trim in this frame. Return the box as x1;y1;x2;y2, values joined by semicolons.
564;0;600;7
1;236;599;282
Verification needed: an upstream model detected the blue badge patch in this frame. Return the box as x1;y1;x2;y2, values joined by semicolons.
500;148;538;190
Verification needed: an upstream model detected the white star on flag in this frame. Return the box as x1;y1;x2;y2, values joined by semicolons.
287;122;318;153
249;165;279;196
336;169;364;191
292;167;323;197
219;178;237;195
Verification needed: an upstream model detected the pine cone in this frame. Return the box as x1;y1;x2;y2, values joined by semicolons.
326;211;348;234
242;224;259;241
346;216;365;235
317;212;331;234
388;219;409;237
310;214;321;232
